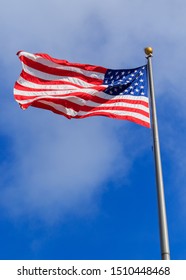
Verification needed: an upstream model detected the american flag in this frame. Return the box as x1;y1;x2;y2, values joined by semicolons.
14;51;150;128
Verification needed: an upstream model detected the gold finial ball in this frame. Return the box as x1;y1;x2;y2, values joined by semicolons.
144;47;153;56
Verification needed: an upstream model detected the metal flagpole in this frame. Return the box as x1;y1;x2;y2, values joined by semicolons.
144;47;170;260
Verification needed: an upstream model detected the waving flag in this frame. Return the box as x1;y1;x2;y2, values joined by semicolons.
14;51;150;127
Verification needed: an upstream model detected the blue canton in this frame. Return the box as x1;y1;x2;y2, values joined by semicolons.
103;65;148;97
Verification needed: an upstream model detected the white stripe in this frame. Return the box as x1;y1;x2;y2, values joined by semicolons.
19;51;105;80
22;65;100;88
37;100;150;124
85;99;149;113
16;76;107;91
17;77;82;90
93;91;149;102
14;94;86;106
79;110;150;124
37;100;78;117
14;88;105;97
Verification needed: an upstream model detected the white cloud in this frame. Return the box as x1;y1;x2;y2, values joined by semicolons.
0;0;186;224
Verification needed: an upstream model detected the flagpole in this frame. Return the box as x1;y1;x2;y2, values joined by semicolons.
144;47;170;260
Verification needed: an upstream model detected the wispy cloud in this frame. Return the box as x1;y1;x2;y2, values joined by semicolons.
0;103;137;223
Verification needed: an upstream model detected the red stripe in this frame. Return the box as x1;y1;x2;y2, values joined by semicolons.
14;81;106;93
17;96;149;118
31;101;150;128
19;55;105;85
20;71;85;88
78;112;150;128
33;52;107;73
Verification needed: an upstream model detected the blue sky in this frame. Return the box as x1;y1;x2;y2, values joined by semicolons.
0;0;186;260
